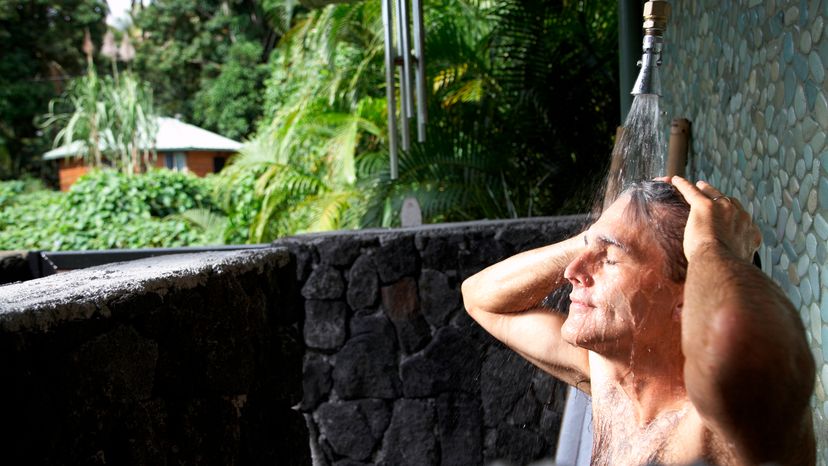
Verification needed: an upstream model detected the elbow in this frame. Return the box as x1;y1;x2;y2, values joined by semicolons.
686;304;815;420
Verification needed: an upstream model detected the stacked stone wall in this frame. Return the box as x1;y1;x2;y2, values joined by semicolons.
0;216;584;465
275;216;585;465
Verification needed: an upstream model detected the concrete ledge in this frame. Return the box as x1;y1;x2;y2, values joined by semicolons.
0;248;290;332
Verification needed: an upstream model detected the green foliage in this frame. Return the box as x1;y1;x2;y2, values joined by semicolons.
212;169;263;244
0;0;108;179
1;0;620;249
214;2;390;241
0;170;223;250
0;177;47;209
194;41;269;140
132;0;276;134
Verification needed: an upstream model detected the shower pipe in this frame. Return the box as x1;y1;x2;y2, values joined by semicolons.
382;0;427;180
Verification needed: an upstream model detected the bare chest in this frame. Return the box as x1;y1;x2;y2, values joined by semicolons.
589;401;725;466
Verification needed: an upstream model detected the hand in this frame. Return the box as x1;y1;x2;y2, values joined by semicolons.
670;176;761;262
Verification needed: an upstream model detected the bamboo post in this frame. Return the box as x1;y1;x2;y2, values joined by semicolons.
666;118;690;177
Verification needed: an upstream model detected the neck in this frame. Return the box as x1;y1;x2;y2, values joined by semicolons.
590;331;687;425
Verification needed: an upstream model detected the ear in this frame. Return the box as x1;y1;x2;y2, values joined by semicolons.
672;289;684;322
672;301;683;322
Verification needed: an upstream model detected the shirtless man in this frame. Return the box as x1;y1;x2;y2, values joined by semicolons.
461;177;815;465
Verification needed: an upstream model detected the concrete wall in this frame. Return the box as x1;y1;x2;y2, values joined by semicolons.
0;216;584;465
660;0;828;461
0;249;309;465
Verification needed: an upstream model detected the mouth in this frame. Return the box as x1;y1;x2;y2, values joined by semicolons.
568;297;595;313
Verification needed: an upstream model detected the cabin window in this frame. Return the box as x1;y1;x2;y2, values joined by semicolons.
165;152;187;172
213;156;226;173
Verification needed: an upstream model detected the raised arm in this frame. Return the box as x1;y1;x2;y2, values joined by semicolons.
671;176;815;465
461;235;591;390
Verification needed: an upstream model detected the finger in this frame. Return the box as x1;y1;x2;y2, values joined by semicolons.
653;176;672;183
671;176;710;205
695;180;724;199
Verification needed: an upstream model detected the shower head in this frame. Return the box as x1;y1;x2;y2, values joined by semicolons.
631;34;664;96
631;0;671;96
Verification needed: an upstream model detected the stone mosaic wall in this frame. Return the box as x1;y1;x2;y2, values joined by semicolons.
660;0;828;461
273;217;585;465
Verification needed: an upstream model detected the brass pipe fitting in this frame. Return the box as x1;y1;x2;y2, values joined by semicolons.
643;0;671;36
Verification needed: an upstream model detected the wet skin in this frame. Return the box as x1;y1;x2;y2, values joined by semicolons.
562;196;718;465
561;196;684;359
462;179;815;465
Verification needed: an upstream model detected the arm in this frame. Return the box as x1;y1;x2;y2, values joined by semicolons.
672;177;815;464
461;235;591;390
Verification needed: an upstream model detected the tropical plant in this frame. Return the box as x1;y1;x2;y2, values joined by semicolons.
194;40;270;140
39;59;159;175
171;208;229;245
99;72;158;174
217;1;388;241
214;0;618;242
0;0;108;179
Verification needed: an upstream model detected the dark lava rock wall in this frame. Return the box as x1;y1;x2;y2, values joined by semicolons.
0;249;309;466
275;216;585;466
0;216;585;466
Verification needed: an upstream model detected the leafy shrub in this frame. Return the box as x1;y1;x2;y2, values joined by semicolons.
0;177;47;208
211;169;261;244
0;169;228;251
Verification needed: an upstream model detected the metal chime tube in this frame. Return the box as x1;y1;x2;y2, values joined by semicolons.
383;0;426;179
395;0;412;151
411;0;427;142
381;0;399;179
398;0;414;119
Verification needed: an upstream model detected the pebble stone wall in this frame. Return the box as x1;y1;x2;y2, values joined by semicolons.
660;0;828;461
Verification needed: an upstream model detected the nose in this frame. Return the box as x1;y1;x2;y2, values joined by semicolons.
564;252;592;287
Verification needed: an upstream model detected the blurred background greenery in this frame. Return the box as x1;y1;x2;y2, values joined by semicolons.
0;0;619;249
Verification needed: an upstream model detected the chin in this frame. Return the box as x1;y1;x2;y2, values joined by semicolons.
561;313;600;348
561;313;631;354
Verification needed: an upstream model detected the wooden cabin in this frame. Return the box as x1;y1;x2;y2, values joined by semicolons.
43;117;242;191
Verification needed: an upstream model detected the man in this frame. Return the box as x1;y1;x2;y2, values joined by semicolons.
461;177;815;465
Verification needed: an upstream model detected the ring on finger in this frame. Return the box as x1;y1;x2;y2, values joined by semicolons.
711;195;731;203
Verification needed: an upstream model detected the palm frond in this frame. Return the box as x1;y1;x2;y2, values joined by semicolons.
170;208;228;245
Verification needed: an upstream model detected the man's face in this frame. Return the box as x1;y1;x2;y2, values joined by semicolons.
560;195;684;355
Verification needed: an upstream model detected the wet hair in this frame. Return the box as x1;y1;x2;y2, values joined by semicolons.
622;180;690;282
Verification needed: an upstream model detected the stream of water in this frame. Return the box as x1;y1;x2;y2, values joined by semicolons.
602;94;666;208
